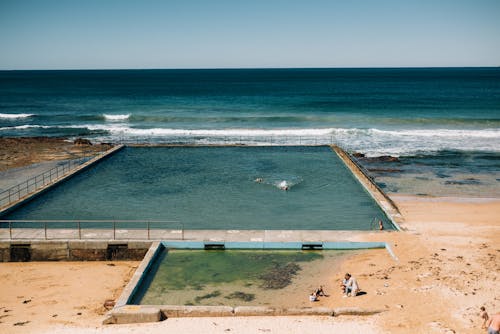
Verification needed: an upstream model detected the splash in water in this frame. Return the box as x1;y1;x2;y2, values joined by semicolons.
278;180;289;191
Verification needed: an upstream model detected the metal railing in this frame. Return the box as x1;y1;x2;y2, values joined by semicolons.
114;135;340;147
0;220;184;240
0;149;108;210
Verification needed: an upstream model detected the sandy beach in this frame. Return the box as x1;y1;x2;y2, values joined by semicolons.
0;138;498;334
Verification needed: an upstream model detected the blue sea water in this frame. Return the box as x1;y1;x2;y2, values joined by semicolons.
1;68;499;156
1;68;499;197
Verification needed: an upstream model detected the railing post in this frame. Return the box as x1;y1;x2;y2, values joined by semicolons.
44;221;47;240
147;221;150;240
113;220;116;240
78;221;81;240
9;221;12;240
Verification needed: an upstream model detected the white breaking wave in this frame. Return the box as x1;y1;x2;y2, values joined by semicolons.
3;124;500;156
103;114;130;121
97;126;335;137
0;113;34;119
370;128;500;139
0;124;52;130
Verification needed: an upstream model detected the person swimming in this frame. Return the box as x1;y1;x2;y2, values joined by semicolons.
278;180;289;191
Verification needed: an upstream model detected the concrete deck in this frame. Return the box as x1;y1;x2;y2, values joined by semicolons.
330;145;404;230
0;144;124;215
0;227;393;243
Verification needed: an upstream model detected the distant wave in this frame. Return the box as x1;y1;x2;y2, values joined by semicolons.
2;124;500;156
370;128;500;139
0;124;52;130
103;114;130;121
0;113;34;119
99;127;335;137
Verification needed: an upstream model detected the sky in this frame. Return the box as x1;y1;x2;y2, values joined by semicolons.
0;0;499;69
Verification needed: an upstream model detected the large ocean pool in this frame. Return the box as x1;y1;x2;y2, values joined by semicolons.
2;146;393;230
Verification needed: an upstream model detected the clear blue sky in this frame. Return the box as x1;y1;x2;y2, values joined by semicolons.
1;0;499;69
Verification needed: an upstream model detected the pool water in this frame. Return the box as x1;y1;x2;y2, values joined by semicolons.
2;146;392;230
132;249;357;307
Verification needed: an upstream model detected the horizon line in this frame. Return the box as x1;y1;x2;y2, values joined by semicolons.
1;66;499;71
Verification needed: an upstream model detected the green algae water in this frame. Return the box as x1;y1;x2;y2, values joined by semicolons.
133;249;353;307
2;146;393;230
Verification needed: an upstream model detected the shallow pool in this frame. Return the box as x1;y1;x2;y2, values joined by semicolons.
131;248;356;307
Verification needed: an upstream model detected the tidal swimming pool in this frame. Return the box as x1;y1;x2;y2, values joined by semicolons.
130;248;358;307
2;146;393;230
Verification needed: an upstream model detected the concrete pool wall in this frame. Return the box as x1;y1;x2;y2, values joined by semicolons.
330;145;404;231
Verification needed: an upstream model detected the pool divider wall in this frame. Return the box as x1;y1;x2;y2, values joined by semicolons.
330;145;404;231
104;240;395;324
0;144;125;217
0;240;151;262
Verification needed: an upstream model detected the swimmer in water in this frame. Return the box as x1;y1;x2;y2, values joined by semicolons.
279;180;289;191
254;178;263;183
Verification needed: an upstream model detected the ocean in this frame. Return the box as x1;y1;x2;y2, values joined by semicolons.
1;68;499;196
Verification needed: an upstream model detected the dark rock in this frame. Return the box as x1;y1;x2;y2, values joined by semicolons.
367;168;402;173
13;321;30;326
377;156;400;162
74;138;92;146
225;291;255;302
352;152;365;158
444;178;481;185
259;263;301;289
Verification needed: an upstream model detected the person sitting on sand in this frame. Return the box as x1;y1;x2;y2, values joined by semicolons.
341;273;360;297
486;312;500;334
315;285;328;297
309;291;318;302
481;307;490;329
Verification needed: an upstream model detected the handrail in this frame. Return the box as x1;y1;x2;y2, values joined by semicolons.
0;149;108;210
0;219;184;241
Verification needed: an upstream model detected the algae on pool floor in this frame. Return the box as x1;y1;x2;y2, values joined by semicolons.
134;249;356;307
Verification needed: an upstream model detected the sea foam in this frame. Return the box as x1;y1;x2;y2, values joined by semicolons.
3;123;499;157
0;113;34;119
103;114;130;121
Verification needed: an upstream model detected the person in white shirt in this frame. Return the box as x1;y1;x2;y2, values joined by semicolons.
340;273;360;297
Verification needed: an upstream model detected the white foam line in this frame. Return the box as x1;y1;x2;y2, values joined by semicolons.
0;113;34;119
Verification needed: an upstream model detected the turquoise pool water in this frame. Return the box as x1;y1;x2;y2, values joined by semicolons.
2;146;392;230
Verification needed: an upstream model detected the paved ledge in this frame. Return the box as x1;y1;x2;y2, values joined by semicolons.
330;145;404;230
0;145;124;216
103;305;386;324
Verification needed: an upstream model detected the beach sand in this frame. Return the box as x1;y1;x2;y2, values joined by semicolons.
0;138;498;333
